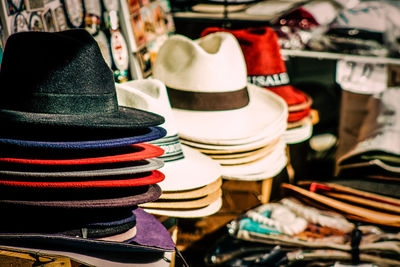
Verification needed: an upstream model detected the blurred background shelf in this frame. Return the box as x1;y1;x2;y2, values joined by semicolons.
281;49;400;65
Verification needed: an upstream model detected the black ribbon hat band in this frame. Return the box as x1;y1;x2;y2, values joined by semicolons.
166;86;250;111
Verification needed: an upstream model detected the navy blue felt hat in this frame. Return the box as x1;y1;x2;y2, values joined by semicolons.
0;207;137;239
0;29;164;134
0;126;166;149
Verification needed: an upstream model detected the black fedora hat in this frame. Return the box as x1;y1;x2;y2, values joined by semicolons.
0;29;164;132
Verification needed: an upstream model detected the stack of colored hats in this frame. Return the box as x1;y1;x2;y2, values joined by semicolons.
201;26;314;145
152;31;288;181
116;78;224;218
0;29;175;264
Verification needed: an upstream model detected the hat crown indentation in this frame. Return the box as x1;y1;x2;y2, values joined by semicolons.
0;29;118;115
153;32;247;93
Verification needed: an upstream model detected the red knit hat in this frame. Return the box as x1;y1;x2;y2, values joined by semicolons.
201;26;312;122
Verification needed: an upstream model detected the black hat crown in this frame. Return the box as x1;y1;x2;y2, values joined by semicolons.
0;29;164;133
0;29;117;114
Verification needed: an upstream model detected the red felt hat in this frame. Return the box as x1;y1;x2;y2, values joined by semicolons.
288;107;312;122
0;143;164;165
0;170;164;188
201;26;312;121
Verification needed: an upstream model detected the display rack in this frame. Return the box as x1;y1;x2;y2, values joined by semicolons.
281;49;400;65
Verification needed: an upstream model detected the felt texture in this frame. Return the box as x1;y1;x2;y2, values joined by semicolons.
0;184;162;208
0;170;165;188
0;143;164;165
0;30;164;133
288;107;312;122
0;207;137;234
59;221;136;239
201;27;310;107
286;93;313;113
0;126;166;149
0;209;173;254
131;207;175;250
0;234;170;255
88;212;136;227
0;158;163;179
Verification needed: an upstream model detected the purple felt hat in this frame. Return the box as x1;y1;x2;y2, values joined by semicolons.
130;207;175;250
0;208;175;252
0;206;137;239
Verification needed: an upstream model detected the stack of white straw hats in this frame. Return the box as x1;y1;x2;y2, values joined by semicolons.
152;31;289;181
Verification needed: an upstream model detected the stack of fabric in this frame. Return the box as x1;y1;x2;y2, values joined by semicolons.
206;194;400;266
282;181;400;228
0;29;175;265
201;26;314;145
336;88;400;180
152;31;288;182
116;78;224;218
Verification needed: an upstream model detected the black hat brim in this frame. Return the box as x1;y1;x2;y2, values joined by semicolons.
0;106;165;140
0;106;164;129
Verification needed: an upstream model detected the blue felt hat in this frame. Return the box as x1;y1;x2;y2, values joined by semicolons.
0;126;166;149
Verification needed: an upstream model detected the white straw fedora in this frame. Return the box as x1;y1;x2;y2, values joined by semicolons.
116;79;222;192
222;152;287;181
283;119;313;144
209;141;280;165
139;188;222;209
204;138;280;158
157;144;222;191
159;178;222;199
143;197;223;218
152;32;288;145
179;119;286;153
220;139;287;181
